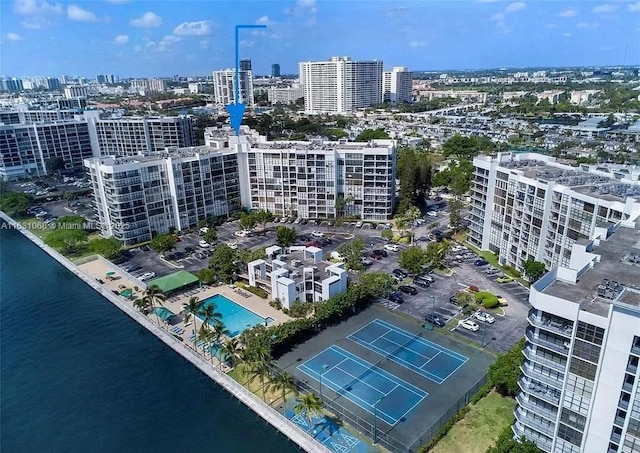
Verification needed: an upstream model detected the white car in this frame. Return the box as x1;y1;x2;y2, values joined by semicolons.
139;272;156;282
458;319;480;331
426;211;438;218
199;227;209;235
355;221;363;228
384;244;399;252
311;231;324;238
227;242;238;250
234;230;248;238
198;240;210;248
293;218;302;224
474;311;495;323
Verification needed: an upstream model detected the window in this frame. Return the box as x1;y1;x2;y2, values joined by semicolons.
576;322;605;345
558;423;583;446
573;339;602;364
570;357;597;380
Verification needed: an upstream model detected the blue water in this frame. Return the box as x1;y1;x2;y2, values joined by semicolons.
201;294;267;337
0;224;301;453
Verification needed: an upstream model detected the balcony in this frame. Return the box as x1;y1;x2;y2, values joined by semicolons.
527;312;573;338
520;364;563;390
523;347;567;373
518;377;561;405
513;423;552;452
516;394;559;421
525;330;570;356
515;407;556;437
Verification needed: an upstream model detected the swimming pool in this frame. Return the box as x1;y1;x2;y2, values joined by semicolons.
200;294;274;337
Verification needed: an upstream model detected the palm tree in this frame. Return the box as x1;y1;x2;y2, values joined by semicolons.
183;296;203;350
143;285;166;325
218;337;243;370
247;344;272;401
199;303;223;337
269;372;298;412
209;320;230;365
132;296;151;313
294;393;323;425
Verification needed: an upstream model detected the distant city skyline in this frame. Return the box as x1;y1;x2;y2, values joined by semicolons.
2;0;640;78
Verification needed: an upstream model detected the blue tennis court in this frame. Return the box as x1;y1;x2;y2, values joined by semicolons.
348;319;468;384
298;345;427;426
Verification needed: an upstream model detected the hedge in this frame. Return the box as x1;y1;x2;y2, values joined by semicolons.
475;291;499;309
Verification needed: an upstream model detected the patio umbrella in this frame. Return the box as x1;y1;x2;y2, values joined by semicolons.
106;271;116;276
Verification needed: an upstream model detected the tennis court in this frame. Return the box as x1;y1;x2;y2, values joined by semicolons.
297;345;427;426
348;319;468;384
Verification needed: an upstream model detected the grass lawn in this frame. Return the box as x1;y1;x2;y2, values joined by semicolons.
464;243;529;287
227;362;296;407
429;391;516;453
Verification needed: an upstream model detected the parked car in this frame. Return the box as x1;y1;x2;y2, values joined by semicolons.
305;241;321;248
355;221;363;228
398;285;418;295
426;211;437;218
185;246;195;253
417;274;434;283
384;244;399;252
361;257;373;266
124;264;142;273
485;266;499;274
234;230;249;238
413;279;430;288
388;292;404;304
392;274;403;283
392;269;407;278
496;275;515;283
227;242;238;250
311;231;324;238
462;252;476;259
139;272;156;282
424;313;446;327
449;295;459;304
474;311;495;324
458;319;480;332
474;259;489;267
198;240;210;248
369;253;381;260
372;249;388;258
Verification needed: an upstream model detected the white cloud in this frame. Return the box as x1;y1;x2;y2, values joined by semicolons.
490;12;509;33
67;4;99;22
239;40;255;48
592;4;617;14
113;34;129;45
134;45;142;52
7;32;23;41
546;23;558;29
563;32;572;37
409;40;427;47
491;12;505;21
629;2;640;12
256;15;271;25
577;22;599;29
14;0;62;15
149;34;181;52
173;21;213;36
558;8;578;18
505;2;526;13
130;11;161;28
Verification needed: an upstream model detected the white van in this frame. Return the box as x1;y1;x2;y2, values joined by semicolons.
330;251;345;261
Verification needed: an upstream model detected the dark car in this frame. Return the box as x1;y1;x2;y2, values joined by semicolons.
413;278;430;288
424;313;446;327
449;295;458;304
392;269;407;279
398;285;418;295
124;264;142;273
388;291;404;304
369;253;381;260
185;246;195;253
372;249;388;258
474;259;489;267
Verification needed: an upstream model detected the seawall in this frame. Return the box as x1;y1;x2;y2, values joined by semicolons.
0;211;330;453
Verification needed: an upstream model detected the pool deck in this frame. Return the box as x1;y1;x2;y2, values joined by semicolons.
78;258;290;365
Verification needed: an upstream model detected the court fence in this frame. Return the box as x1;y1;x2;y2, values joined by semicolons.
294;370;488;453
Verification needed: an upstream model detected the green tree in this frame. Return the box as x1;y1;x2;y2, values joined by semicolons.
0;192;33;217
357;272;396;297
44;228;88;254
203;228;218;244
381;228;394;241
448;198;465;231
45;156;66;175
522;259;546;283
90;237;122;259
269;371;298;411
275;226;297;248
143;285;166;326
197;268;216;285
425;240;451;269
218;337;243;370
597;113;615;128
247;344;273;401
486;426;544;453
133;294;152;313
150;233;177;254
488;338;526;397
399;247;429;275
239;212;256;230
355;128;390;141
208;244;238;283
253;209;273;229
442;134;479;160
183;296;203;350
294;393;323;424
338;237;365;271
63;191;76;206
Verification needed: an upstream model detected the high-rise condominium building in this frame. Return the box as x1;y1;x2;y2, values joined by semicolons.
272;64;281;78
1;78;24;93
130;79;167;93
85;148;241;245
239;58;252;72
0;121;93;180
513;218;640;453
299;56;383;113
212;69;254;106
382;67;413;104
64;86;88;99
85;113;196;157
266;84;304;105
469;153;640;273
0;104;78;125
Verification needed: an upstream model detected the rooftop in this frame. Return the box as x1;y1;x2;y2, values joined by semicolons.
544;222;640;316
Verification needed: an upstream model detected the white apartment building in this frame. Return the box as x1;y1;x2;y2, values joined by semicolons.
131;79;167;93
248;245;348;308
417;89;488;104
382;67;413;104
469;153;640;273
0;104;78;125
0;120;93;180
227;127;396;221
84;147;241;245
64;86;88;99
212;69;254;107
267;84;304;104
514;219;640;453
299;56;383;113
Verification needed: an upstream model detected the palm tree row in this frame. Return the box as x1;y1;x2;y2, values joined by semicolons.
184;296;229;362
133;285;167;326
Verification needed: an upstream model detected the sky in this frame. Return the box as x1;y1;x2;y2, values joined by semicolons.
1;0;639;78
